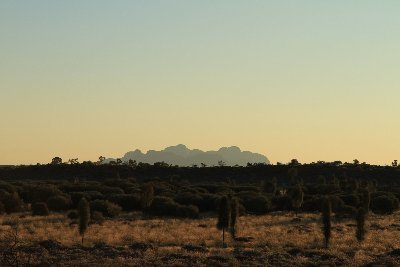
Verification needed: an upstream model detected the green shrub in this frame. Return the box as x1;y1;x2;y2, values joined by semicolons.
32;202;50;216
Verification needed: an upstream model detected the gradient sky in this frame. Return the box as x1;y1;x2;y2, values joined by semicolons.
1;1;400;165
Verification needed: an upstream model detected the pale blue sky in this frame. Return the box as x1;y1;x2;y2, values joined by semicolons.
1;1;400;164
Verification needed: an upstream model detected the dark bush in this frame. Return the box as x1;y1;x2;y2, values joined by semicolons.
329;195;345;213
99;186;124;195
195;184;229;194
32;202;50;216
1;192;24;213
27;185;63;203
107;194;141;211
47;195;71;211
175;205;199;218
271;195;292;211
371;194;399;214
90;199;122;218
70;191;103;208
148;196;199;218
336;205;357;218
0;202;5;214
240;194;271;214
340;194;360;207
91;211;105;224
124;186;141;194
148;196;178;216
197;193;220;212
174;192;203;207
67;210;78;220
0;183;16;193
233;186;261;193
303;196;322;212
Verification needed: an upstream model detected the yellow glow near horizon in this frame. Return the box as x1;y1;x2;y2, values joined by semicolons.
1;1;400;165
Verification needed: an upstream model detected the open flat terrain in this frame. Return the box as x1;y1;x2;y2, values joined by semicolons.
1;211;400;266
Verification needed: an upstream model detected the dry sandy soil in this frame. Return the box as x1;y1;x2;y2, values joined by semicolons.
0;211;400;266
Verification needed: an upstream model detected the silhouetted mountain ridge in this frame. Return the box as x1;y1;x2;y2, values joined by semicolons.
106;144;269;166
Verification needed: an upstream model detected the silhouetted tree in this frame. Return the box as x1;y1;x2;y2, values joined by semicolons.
51;157;62;165
68;158;79;165
98;156;105;165
217;196;231;247
289;159;300;166
356;207;366;242
322;197;331;248
78;198;90;245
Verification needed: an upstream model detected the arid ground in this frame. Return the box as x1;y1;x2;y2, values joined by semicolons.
1;211;399;266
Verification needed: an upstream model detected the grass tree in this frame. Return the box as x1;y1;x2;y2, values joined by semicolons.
356;207;366;242
140;183;154;214
322;197;331;248
229;197;239;239
217;196;231;247
291;184;304;216
361;188;370;214
78;198;90;246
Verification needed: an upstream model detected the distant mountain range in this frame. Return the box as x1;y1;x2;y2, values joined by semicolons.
106;144;269;166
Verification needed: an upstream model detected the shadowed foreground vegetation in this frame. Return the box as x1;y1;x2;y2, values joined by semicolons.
0;161;400;265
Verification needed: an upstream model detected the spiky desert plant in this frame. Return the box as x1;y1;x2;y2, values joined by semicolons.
229;197;239;239
322;197;331;248
356;207;366;242
78;198;90;245
140;183;154;213
361;188;370;214
217;196;231;247
291;183;304;216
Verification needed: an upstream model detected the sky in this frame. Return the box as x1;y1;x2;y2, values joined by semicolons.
1;1;400;165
